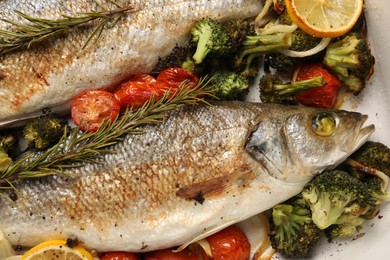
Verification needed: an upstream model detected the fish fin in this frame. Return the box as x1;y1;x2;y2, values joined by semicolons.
174;219;239;252
176;167;255;203
176;175;232;204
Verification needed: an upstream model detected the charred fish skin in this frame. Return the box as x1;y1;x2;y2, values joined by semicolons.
0;102;374;252
0;0;262;124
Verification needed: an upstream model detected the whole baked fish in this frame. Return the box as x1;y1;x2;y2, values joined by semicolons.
0;102;374;252
0;0;261;127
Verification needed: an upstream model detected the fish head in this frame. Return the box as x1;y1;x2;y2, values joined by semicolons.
246;106;375;183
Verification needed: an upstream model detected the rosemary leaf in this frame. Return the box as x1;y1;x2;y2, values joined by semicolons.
0;79;216;191
0;5;133;55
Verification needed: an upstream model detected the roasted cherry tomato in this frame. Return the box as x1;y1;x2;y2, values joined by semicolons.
156;68;199;97
71;90;120;132
294;63;341;109
144;248;198;260
100;251;140;260
206;226;250;260
114;74;158;109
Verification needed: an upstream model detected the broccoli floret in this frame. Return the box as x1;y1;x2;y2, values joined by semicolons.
269;202;322;257
0;133;18;173
348;141;390;176
239;31;293;62
323;33;374;95
224;19;253;53
191;18;234;64
265;52;298;73
0;133;17;153
152;41;199;75
259;72;325;104
236;26;320;72
23;114;69;150
362;175;390;204
325;223;362;242
207;71;249;100
302;170;376;230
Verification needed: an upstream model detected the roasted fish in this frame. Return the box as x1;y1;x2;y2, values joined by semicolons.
0;0;262;126
0;102;374;252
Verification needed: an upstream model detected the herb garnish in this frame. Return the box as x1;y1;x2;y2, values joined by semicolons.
0;79;215;192
0;0;132;55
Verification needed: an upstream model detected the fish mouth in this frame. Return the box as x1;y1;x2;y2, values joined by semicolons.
343;114;375;154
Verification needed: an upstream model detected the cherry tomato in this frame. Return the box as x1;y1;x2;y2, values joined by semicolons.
100;251;140;260
156;68;199;97
71;90;120;132
206;226;250;260
114;74;158;109
144;248;198;260
294;63;341;109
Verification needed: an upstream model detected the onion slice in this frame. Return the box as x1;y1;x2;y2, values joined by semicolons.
254;0;273;31
259;24;298;35
235;214;275;260
278;37;332;58
0;226;16;259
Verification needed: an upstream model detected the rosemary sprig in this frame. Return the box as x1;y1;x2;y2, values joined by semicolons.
0;2;132;55
0;78;215;190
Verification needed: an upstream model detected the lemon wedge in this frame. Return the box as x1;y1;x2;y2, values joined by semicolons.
21;240;93;260
285;0;363;38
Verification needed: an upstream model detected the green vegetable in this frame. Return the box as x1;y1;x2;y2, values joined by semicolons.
23;114;69;150
269;200;322;257
324;223;361;242
207;71;250;100
323;33;374;95
152;41;199;75
0;133;17;153
191;18;234;64
348;141;390;177
302;170;376;230
0;133;18;173
236;16;321;73
259;72;325;104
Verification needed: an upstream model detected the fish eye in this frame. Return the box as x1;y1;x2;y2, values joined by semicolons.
311;112;337;136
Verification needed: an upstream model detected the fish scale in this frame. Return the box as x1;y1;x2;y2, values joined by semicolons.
0;101;374;252
0;0;262;126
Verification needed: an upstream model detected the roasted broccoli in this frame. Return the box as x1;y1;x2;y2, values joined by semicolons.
191;18;235;64
236;15;321;73
259;72;325;104
347;141;390;177
302;170;376;230
269;201;322;257
0;133;17;153
23;114;69;150
224;19;253;53
0;133;17;172
207;71;250;100
152;41;199;75
265;52;298;73
324;222;362;242
362;175;390;204
323;33;374;95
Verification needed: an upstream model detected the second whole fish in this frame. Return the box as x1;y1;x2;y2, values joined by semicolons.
0;101;374;252
0;0;262;127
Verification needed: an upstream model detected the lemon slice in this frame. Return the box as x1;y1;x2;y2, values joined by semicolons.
21;240;93;260
285;0;363;38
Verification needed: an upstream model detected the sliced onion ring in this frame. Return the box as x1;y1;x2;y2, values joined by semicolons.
259;24;298;35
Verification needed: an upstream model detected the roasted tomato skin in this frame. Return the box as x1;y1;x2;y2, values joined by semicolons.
114;74;158;109
294;63;342;109
156;68;199;97
71;90;120;132
100;251;140;260
144;248;198;260
206;226;251;260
